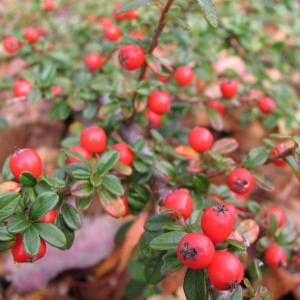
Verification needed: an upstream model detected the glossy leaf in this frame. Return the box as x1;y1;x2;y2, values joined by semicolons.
61;203;82;230
150;231;186;250
183;269;207;300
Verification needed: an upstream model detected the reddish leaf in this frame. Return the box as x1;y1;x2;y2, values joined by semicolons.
212;138;239;154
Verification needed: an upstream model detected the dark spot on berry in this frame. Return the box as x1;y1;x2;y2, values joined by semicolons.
234;178;248;190
180;242;197;261
226;280;239;291
119;53;127;66
213;205;228;215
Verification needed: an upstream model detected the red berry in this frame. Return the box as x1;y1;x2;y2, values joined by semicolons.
235;193;247;211
227;168;254;194
113;143;134;166
14;80;32;97
174;66;194;86
177;233;215;269
43;0;55;11
247;89;263;100
130;31;144;39
157;74;171;83
225;203;237;221
113;4;128;20
220;78;238;99
188;127;213;152
10;148;42;180
67;145;91;164
84;53;105;71
126;9;138;20
263;207;285;228
86;15;97;22
3;36;19;54
23;27;39;43
12;234;46;263
51;85;62;95
258;96;276;115
270;143;287;167
207;251;244;290
265;244;287;268
201;205;235;243
80;126;107;153
99;17;112;29
104;24;122;41
38;210;57;223
164;189;193;219
147;90;171;115
145;110;161;129
118;45;145;71
207;100;225;115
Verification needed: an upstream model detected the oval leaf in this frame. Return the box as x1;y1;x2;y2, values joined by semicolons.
61;203;82;230
150;231;186;250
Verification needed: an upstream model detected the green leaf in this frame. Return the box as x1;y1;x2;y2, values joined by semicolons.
253;173;274;192
7;212;31;233
0;192;21;222
117;0;154;14
76;197;93;211
144;252;165;284
23;226;40;256
72;168;91;179
161;250;183;275
64;149;89;166
29;191;59;221
150;231;186;250
102;175;124;196
0;240;15;252
183;269;207;300
115;220;134;244
70;180;95;198
34;222;66;248
197;0;218;28
19;172;37;187
244;146;270;168
150;129;165;144
55;215;75;250
0;224;14;241
1;156;13;180
229;285;243;300
61;204;81;230
226;239;246;251
193;173;209;193
39;175;66;189
144;214;181;232
127;260;146;282
96;150;119;174
0;115;8;129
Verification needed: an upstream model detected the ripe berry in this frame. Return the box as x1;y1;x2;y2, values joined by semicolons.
126;9;138;20
80;126;107;153
258;96;276;115
3;36;19;54
177;233;215;269
220;78;238;99
145;110;161;129
67;145;91;164
207;100;225;115
51;85;62;95
270;143;287;167
10;148;42;180
43;0;55;11
157;74;171;83
84;53;105;71
164;189;193;219
23;27;39;43
12;234;46;263
14;80;32;97
113;4;128;21
265;244;287;268
247;89;263;100
225;203;237;221
188;127;213;152
99;17;112;29
113;143;134;166
207;251;244;290
104;24;122;41
227;168;254;194
175;66;194;87
38;210;57;223
201;205;235;243
263;207;285;228
147;90;171;115
130;31;144;39
118;45;145;71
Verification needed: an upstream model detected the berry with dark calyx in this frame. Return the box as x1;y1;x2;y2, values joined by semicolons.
84;53;105;71
227;168;254;194
12;234;46;263
99;17;112;29
104;24;122;41
174;66;194;86
188;127;213;152
177;232;215;269
265;244;287;268
43;0;55;11
145;109;161;129
10;148;42;180
263;207;285;228
38;210;57;223
220;78;238;99
201;205;235;243
208;194;237;220
80;126;107;153
51;85;62;95
113;143;134;166
23;27;39;43
258;96;276;115
118;45;145;71
164;189;193;219
14;79;32;97
207;99;225;115
3;36;19;54
207;251;244;290
147;90;171;115
270;143;287;167
67;145;91;164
